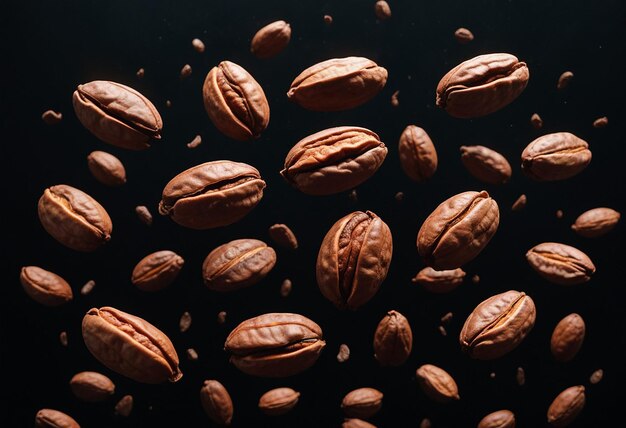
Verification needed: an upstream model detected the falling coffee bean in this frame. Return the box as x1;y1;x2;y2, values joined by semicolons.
80;279;96;296
114;395;133;417
41;110;63;125
179;311;192;332
337;343;351;363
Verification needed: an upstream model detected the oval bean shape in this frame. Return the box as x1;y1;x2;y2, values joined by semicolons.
571;207;620;238
477;409;516;428
87;151;127;186
550;313;585;362
415;364;460;403
521;132;591;181
417;190;499;270
251;20;291;59
460;290;536;359
460;145;512;184
373;310;413;366
547;385;585;427
258;387;300;416
200;380;233;426
281;126;387;195
526;242;595;285
131;250;185;292
20;266;73;306
69;371;115;402
398;125;438;182
436;53;529;118
412;267;466;293
35;408;80;428
82;307;182;384
341;387;383;419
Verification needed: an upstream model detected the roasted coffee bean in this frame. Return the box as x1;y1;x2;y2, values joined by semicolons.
551;313;585;362
165;100;172;108
131;250;184;292
477;409;515;428
571;207;620;238
373;310;412;366
136;68;145;78
38;185;112;252
280;278;293;297
460;145;512;184
337;343;351;363
316;211;392;310
114;395;133;417
416;364;460;403
200;380;233;425
511;194;527;211
69;371;115;402
341;388;383;419
454;27;474;43
530;112;543;129
268;224;298;249
187;134;202;149
398;125;438;182
417;190;499;270
202;239;276;292
180;64;192;79
192;38;205;52
343;419;377;428
593;116;608;128
395;191;404;202
526;242;595;285
557;71;574;90
35;409;80;427
224;313;325;377
179;311;192;332
258;388;300;416
471;274;480;284
20;266;73;306
438;325;448;336
59;331;69;347
589;369;603;385
521;132;591;181
287;57;387;111
323;15;333;25
202;61;269;141
412;267;466;293
516;367;526;386
390;90;400;107
374;1;391;19
436;53;529;118
251;20;291;59
159;160;265;229
556;209;564;219
87;151;126;186
42;110;63;125
441;312;454;324
547;385;585;427
82;306;182;383
80;279;96;296
73;80;162;150
281;126;387;195
460;290;536;359
135;205;153;226
217;311;227;324
187;348;199;361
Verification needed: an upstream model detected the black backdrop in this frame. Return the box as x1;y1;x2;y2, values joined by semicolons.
3;0;626;426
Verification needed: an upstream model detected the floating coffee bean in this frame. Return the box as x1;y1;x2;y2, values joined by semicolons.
258;388;300;416
158;160;265;229
69;371;115;402
268;223;298;249
530;112;543;129
337;343;351;363
460;145;512;184
477;409;515;428
415;364;460;403
398;125;438;182
557;71;574;90
202;239;276;292
82;306;182;383
412;267;466;293
35;409;80;428
20;266;73;306
287;57;388;111
224;313;325;377
593;116;608;128
73;80;162;150
521;132;591;181
131;250;184;292
550;313;585;362
374;1;391;20
41;110;63;125
460;290;536;359
547;385;585;427
135;205;153;226
200;380;233;425
454;27;474;43
114;395;133;417
526;242;595;285
341;387;383;419
571;207;620;238
316;211;392;310
251;20;291;59
192;38;205;53
511;194;527;211
436;53;529;118
373;310;412;366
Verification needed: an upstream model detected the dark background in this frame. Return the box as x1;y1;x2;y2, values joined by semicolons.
3;0;626;426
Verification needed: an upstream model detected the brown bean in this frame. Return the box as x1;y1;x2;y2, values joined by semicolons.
135;205;153;226
547;385;585;427
69;371;115;402
316;211;393;310
337;343;351;363
87;151;127;186
258;387;300;416
192;38;205;53
343;419;377;428
80;279;96;296
114;395;133;417
454;27;474;43
460;290;536;360
158;160;265;229
202;61;269;141
460;145;512;184
251;20;291;59
593;116;608;128
38;185;112;252
398;125;438;182
82;307;182;383
180;64;192;79
516;367;526;386
280;278;293;297
417;190;499;270
416;364;460;403
268;223;298;249
521;132;591;181
571;207;620;238
202;239;276;292
341;387;383;419
131;250;185;291
412;267;466;293
373;310;413;366
136;68;145;78
526;242;595;285
20;266;73;306
589;369;603;385
73;80;162;150
530;113;543;129
187;134;202;149
200;380;233;425
477;409;515;428
35;409;80;428
41;110;63;125
390;90;400;107
179;311;192;332
281;127;387;195
287;57;387;111
224;313;325;377
511;194;527;212
374;1;391;20
436;53;529;118
551;313;585;362
557;71;574;90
